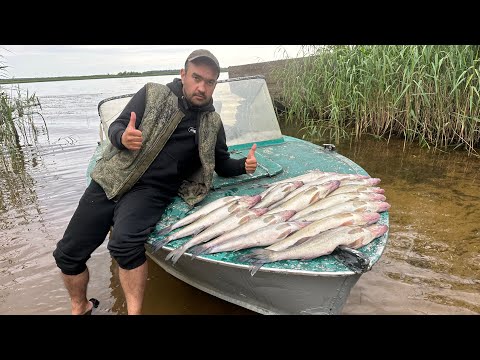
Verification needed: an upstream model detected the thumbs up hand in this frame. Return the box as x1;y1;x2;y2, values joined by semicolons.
121;112;143;151
245;143;257;174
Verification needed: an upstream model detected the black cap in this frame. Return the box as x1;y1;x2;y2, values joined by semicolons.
186;49;220;74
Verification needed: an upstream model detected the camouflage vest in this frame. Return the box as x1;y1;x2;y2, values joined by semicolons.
91;82;222;207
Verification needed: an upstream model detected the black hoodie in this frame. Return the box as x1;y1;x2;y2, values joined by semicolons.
108;79;246;201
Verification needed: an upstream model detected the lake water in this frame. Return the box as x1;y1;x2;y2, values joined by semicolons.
1;74;479;315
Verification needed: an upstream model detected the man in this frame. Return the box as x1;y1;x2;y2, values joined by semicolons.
53;49;257;315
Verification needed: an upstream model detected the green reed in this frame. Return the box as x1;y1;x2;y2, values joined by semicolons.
0;85;46;164
274;45;480;156
1;54;46;214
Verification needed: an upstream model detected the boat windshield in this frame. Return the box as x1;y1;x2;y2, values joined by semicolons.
97;76;283;146
213;76;283;145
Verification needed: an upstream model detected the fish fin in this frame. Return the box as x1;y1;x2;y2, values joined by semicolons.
341;219;355;226
348;228;365;235
239;217;251;225
332;246;370;274
278;230;295;240
308;192;321;204
293;236;312;246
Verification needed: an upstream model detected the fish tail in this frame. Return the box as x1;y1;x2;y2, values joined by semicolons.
165;246;181;262
166;246;188;265
189;245;209;259
236;253;253;263
236;249;264;263
157;225;173;236
247;250;276;276
151;237;172;252
250;263;264;276
236;251;253;263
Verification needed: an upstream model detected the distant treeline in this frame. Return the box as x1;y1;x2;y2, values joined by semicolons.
0;68;228;85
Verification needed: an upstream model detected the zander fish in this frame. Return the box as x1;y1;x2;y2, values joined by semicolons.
189;210;297;257
266;180;340;215
165;207;269;264
253;181;304;209
151;195;261;251
157;195;242;235
290;192;386;220
267;173;369;210
195;221;311;256
243;224;389;275
266;211;381;251
295;200;390;222
328;185;385;196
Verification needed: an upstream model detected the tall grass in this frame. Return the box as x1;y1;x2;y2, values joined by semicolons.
0;85;47;167
1;53;46;213
275;45;480;156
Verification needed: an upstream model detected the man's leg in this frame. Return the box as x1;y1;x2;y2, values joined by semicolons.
118;260;148;315
109;187;169;315
53;180;115;314
62;268;91;315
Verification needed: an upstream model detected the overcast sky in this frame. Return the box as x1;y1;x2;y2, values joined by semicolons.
0;45;308;79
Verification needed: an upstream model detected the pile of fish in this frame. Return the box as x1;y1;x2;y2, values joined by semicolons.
152;170;390;275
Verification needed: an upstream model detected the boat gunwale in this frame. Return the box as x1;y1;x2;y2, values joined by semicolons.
147;245;356;277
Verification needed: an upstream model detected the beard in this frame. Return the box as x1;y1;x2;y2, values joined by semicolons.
188;92;209;107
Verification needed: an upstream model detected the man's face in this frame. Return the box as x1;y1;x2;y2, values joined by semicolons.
180;61;218;107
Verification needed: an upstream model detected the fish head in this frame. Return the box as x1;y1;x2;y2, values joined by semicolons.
369;224;389;238
376;201;391;212
366;178;382;185
360;211;381;224
293;180;304;189
326;180;341;193
279;210;296;221
367;193;386;201
243;194;262;207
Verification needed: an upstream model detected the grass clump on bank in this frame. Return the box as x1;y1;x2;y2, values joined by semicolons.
275;45;480;156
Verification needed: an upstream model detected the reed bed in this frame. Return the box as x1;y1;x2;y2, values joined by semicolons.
275;45;480;156
1;55;47;211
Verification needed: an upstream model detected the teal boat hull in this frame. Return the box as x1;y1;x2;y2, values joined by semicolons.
89;76;389;315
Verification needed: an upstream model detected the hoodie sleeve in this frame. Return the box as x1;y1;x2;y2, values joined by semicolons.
108;85;147;150
214;123;247;177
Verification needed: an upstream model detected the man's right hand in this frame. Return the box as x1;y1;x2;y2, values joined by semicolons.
121;112;143;150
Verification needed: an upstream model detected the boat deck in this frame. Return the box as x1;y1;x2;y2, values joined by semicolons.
88;135;389;274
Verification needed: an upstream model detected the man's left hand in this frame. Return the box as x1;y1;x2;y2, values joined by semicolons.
245;143;257;174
